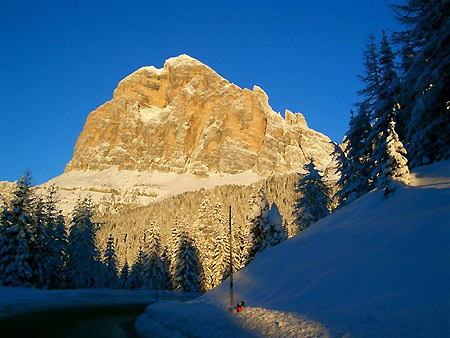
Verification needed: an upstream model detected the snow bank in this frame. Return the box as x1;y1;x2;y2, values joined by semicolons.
136;161;450;337
135;300;331;338
135;300;256;338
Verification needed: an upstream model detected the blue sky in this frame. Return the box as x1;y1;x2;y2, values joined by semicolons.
0;0;401;184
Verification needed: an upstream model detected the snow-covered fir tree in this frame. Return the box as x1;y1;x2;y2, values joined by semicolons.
169;217;183;286
42;185;67;289
66;197;101;288
338;104;373;205
266;203;287;247
103;233;118;288
212;230;229;288
161;245;172;291
173;231;201;292
377;120;410;196
52;211;68;288
393;0;450;167
246;185;270;263
211;202;229;288
142;224;166;290
194;195;216;291
0;172;34;287
30;195;50;288
357;34;381;112
337;34;381;206
370;32;406;188
119;260;129;288
127;247;145;289
293;159;332;230
0;201;6;283
0;200;10;285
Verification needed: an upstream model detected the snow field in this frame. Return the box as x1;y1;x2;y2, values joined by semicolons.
234;307;330;338
135;301;331;338
135;300;256;338
136;161;450;337
42;167;263;214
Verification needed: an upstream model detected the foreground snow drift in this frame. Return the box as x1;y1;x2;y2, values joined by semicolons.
136;161;450;337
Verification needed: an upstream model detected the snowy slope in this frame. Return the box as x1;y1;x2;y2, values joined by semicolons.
136;161;450;337
38;168;263;214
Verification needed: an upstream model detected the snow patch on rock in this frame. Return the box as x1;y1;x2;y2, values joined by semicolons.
139;106;166;123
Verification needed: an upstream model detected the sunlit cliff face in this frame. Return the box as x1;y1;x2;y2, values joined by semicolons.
66;54;333;177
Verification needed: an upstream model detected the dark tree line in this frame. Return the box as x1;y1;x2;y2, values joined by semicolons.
0;172;67;289
0;172;289;292
337;0;448;204
291;0;448;234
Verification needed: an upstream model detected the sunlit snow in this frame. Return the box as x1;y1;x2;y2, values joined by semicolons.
136;160;450;337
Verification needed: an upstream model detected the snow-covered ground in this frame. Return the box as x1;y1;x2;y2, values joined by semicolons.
0;287;199;318
39;167;263;214
136;160;450;337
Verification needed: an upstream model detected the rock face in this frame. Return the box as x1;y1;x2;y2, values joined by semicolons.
66;54;333;176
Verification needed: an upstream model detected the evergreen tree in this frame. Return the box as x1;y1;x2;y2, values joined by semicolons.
66;197;100;288
169;217;182;287
339;105;373;205
160;245;172;291
212;202;229;287
194;196;215;291
393;0;450;167
370;32;405;187
212;230;229;288
30;195;50;288
127;247;145;289
104;234;118;288
0;171;34;287
377;120;411;196
142;224;166;290
266;203;287;247
173;231;201;292
357;34;381;113
338;35;380;206
246;185;270;263
0;201;10;285
52;212;68;288
119;260;130;288
43;185;66;289
293;159;331;230
233;217;248;271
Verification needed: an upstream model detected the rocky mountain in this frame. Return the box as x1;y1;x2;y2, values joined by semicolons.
66;54;333;177
1;55;335;213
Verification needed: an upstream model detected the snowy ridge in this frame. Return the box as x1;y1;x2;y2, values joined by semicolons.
136;161;450;337
40;168;263;214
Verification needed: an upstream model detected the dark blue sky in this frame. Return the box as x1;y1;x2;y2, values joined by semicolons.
1;0;401;184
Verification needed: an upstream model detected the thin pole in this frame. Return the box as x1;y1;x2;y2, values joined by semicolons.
229;205;234;313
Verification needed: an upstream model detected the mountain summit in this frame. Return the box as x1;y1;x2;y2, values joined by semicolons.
66;54;333;176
